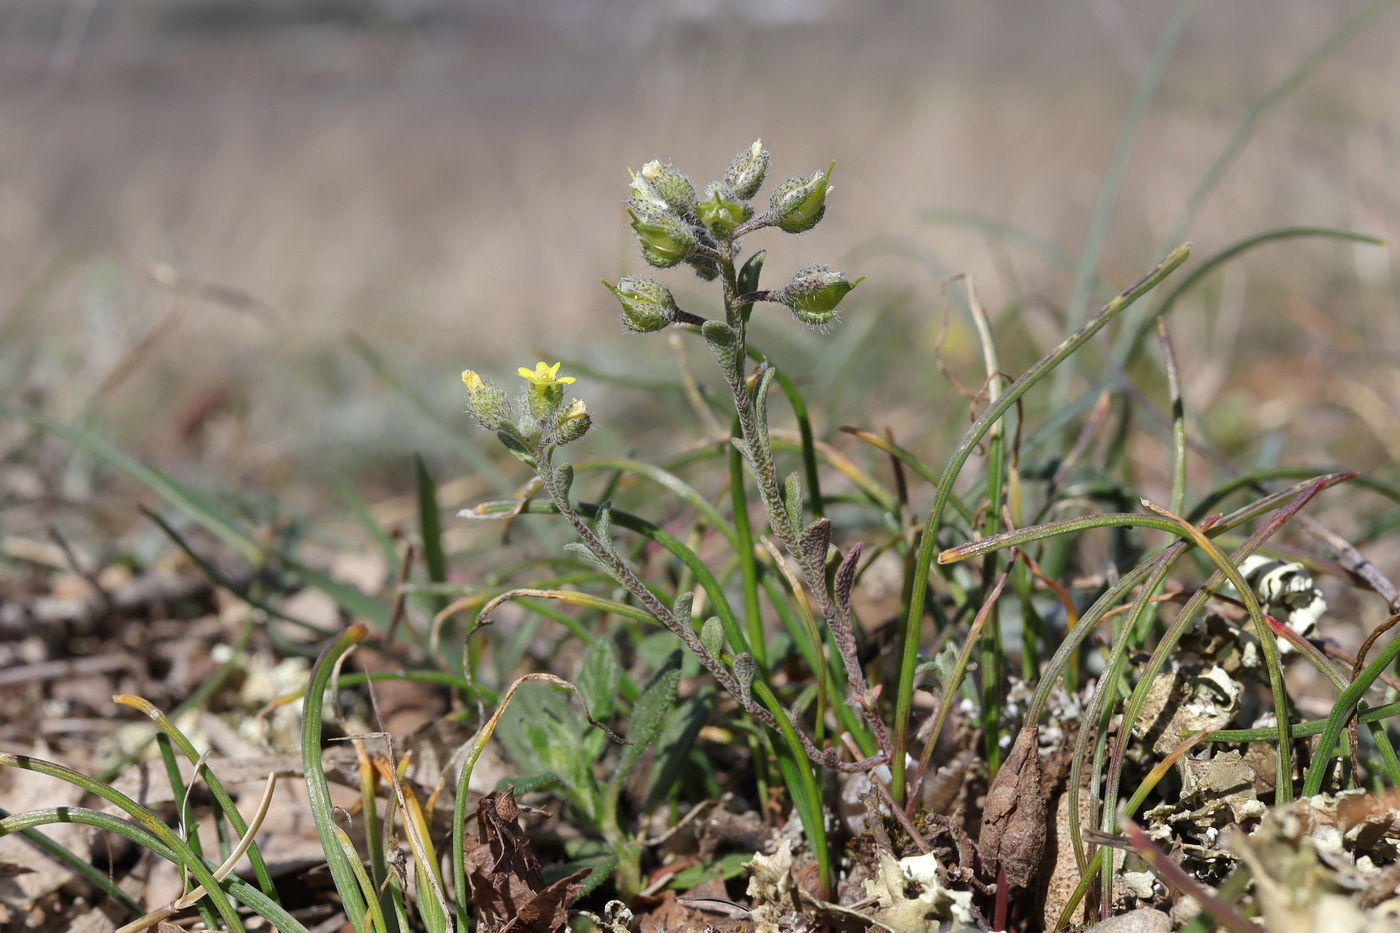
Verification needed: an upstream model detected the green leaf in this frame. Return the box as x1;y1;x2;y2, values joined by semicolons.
578;639;622;759
702;320;740;370
494;772;566;796
738;248;766;288
782;472;803;535
497;430;537;468
610;654;682;794
595;499;614;550
699;616;724;660
645;687;713;811
5;408;261;562
672;591;694;628
563;541;617;578
732;653;755;706
730;437;755;470
667;850;752;889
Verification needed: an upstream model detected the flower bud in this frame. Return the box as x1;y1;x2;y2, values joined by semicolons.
724;140;770;200
640;160;697;215
604;276;680;333
627;170;669;215
777;264;865;329
628;209;696;268
462;369;509;431
767;162;834;234
696;182;753;240
554;399;592;445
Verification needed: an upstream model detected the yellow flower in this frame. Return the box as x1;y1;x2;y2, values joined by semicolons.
461;369;485;391
517;361;576;390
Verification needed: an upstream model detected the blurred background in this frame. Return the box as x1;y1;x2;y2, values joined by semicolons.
1;0;1397;525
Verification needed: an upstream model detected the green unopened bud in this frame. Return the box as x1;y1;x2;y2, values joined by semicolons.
696;182;753;240
604;276;680;333
628;209;696;268
724;140;770;200
462;369;510;431
554;398;592;445
640;160;697;215
778;264;865;329
767;161;834;234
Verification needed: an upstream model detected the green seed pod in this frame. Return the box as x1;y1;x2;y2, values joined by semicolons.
724;139;770;200
767;161;834;234
777;264;865;330
604;276;680;334
640;160;698;215
696;182;754;240
628;209;696;268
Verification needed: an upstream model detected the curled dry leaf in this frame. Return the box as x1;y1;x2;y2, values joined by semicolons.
462;789;589;933
978;724;1046;891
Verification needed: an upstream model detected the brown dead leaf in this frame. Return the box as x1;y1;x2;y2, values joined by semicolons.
463;788;585;933
501;871;590;933
641;878;745;933
978;724;1046;890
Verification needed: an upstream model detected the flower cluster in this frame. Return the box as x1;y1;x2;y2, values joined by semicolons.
462;361;591;452
608;140;862;333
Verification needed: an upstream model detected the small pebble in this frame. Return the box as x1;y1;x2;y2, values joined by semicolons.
1083;908;1172;933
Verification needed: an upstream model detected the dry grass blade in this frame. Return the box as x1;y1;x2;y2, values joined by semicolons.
114;773;280;933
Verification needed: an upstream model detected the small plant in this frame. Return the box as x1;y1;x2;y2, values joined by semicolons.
461;143;895;887
493;641;688;898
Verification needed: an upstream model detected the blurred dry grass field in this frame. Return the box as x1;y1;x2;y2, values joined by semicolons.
1;0;1397;512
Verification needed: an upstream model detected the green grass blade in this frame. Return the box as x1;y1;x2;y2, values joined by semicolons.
416;454;448;598
301;625;371;929
750;679;830;896
4;408;261;562
0;806;311;931
1117;227;1386;366
891;244;1190;801
0;807;145;917
1303;614;1400;796
0;754;246;930
1162;0;1398;251
115;695;280;901
1053;0;1201;402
